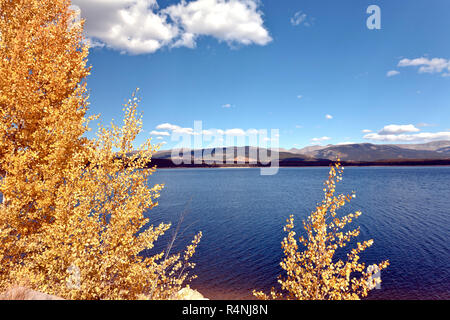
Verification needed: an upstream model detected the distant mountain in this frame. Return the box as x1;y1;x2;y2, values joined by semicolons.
288;145;330;154
150;141;450;166
436;146;450;154
289;141;450;161
153;146;315;163
392;141;450;153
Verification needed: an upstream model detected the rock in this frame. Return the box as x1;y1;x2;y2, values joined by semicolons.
0;286;64;300
0;285;208;300
177;286;208;300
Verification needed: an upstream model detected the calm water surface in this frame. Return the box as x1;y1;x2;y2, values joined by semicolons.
145;167;450;300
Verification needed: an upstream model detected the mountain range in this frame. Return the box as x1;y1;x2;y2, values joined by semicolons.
284;140;450;161
151;141;450;167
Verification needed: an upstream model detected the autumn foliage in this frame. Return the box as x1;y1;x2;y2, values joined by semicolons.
1;0;389;301
0;0;200;299
253;162;389;300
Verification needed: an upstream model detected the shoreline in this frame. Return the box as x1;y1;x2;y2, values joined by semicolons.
150;158;450;169
155;164;450;169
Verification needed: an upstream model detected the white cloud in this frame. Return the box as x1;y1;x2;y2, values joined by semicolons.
290;11;313;27
363;124;450;143
155;123;196;135
150;130;170;136
172;32;196;48
336;142;355;145
73;0;177;54
291;11;306;26
156;136;164;140
225;128;246;136
295;125;302;129
156;123;181;131
311;136;331;145
200;129;214;135
153;123;262;137
364;131;450;142
362;129;372;133
173;127;195;135
222;103;232;108
386;70;400;77
397;57;450;76
325;114;333;120
166;0;272;47
378;124;420;135
297;95;303;99
72;0;271;54
246;128;259;135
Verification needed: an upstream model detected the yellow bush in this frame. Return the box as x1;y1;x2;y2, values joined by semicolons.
0;0;201;299
254;162;389;300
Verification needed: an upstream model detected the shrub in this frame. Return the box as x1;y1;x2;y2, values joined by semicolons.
253;162;389;300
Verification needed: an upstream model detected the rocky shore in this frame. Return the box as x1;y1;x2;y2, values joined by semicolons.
0;286;208;300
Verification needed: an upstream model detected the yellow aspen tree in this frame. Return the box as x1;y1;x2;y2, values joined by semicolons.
0;1;201;299
253;162;389;300
18;94;202;299
0;0;90;285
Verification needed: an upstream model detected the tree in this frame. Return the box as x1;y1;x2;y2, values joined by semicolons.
0;0;201;299
253;162;389;300
0;0;91;285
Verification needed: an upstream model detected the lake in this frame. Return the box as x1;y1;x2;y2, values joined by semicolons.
146;167;450;300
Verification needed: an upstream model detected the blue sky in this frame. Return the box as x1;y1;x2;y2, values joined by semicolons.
73;0;450;149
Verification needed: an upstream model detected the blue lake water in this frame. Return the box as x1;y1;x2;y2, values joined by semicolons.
146;167;450;300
